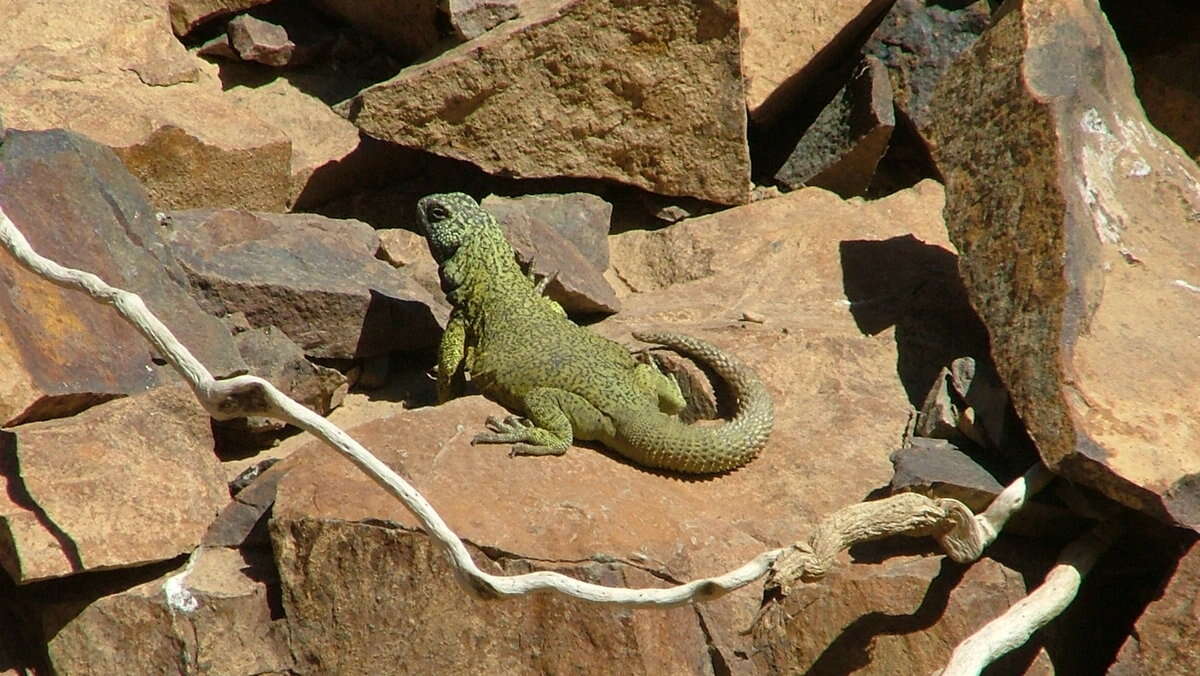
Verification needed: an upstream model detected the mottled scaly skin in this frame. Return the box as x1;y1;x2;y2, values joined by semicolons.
416;192;773;473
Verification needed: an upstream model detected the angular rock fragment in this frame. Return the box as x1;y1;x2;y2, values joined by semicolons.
444;0;521;39
340;0;751;204
168;0;273;36
740;0;893;122
482;193;619;314
0;385;226;584
0;129;245;426
926;0;1200;530
162;209;448;359
43;547;292;675
227;15;302;67
774;55;895;197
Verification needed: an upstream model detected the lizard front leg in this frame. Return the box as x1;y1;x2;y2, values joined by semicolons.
436;310;468;404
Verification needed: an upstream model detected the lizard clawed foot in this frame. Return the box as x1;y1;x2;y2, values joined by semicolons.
471;415;535;445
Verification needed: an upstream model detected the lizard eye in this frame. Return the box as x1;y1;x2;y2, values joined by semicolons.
426;203;450;223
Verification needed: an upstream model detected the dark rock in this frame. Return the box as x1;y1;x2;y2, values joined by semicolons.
0;129;245;427
774;55;895;197
205;457;293;548
1108;539;1200;674
482;193;619;314
0;384;226;584
161;208;449;359
926;0;1200;531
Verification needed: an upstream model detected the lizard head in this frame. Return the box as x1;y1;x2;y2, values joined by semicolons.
416;192;489;262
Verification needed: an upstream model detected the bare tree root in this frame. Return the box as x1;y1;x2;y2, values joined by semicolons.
0;207;1103;672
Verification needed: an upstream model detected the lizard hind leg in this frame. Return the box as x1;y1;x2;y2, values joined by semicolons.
631;357;686;416
472;387;606;458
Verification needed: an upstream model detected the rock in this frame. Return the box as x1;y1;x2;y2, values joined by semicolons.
926;0;1200;530
205;457;295;548
774;55;895;197
168;0;272;36
863;0;993;131
161;208;448;359
273;516;710;674
0;384;226;584
268;180;993;671
0;0;295;211
376;227;445;299
482;193;619;314
196;33;240;61
214;326;348;451
751;550;1056;674
1100;0;1200;166
340;0;751;205
0;129;245;427
1109;539;1200;674
310;0;442;61
444;0;521;40
42;547;292;675
227;15;302;67
740;0;893;123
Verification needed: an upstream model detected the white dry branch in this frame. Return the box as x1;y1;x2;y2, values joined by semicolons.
0;205;1089;672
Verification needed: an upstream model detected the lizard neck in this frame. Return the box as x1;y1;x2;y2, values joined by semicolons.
439;232;536;318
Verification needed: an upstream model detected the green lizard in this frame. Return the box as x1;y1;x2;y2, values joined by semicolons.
417;192;773;474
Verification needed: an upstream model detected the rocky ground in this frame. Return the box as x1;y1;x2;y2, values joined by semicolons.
0;0;1197;673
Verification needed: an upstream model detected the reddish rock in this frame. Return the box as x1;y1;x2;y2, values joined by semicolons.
1109;539;1200;674
269;180;992;671
740;0;893;122
774;55;895;197
42;547;292;675
0;129;245;426
482;193;619;314
926;0;1200;530
752;551;1056;674
162;208;448;358
228;15;300;67
168;0;273;36
340;0;751;205
0;385;226;584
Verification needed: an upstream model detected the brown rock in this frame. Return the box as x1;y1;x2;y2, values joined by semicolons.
204;457;295;548
751;551;1055;674
228;15;299;67
1109;539;1200;674
311;0;441;61
0;384;226;584
926;0;1200;530
270;180;990;671
340;0;751;205
168;0;273;36
0;0;294;211
774;55;895;197
273;516;710;674
43;547;292;674
0;129;245;427
445;0;521;40
482;193;619;314
162;209;448;359
740;0;893;122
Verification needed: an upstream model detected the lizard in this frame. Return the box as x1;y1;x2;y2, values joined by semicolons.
416;192;774;474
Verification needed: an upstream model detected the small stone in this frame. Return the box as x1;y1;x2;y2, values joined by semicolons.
444;0;521;40
228;15;298;66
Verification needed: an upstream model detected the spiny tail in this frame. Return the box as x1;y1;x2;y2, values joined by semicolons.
620;331;774;474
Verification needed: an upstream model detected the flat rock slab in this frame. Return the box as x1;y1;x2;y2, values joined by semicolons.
42;547;292;675
270;180;983;671
482;193;619;314
0;384;227;584
926;0;1200;530
0;129;245;426
340;0;751;205
163;208;449;358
